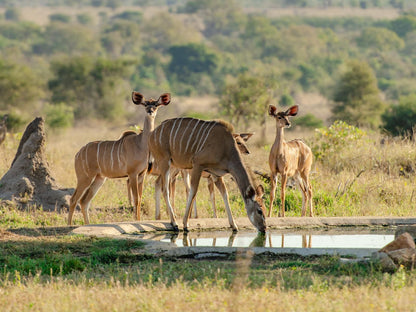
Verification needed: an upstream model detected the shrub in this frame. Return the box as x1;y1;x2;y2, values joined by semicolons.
311;120;366;161
44;103;74;130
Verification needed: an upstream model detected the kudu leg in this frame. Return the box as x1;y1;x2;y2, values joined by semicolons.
154;175;162;220
79;176;106;224
135;171;146;221
68;176;95;225
268;174;278;217
207;176;217;218
181;170;198;218
280;174;288;217
183;166;203;232
214;177;238;231
161;165;178;231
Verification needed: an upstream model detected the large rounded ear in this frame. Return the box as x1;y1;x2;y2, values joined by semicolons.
158;93;171;106
268;105;278;116
285;105;298;116
245;185;256;199
239;132;254;142
132;92;144;105
256;185;265;198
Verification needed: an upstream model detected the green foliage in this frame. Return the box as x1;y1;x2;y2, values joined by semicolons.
48;56;136;120
0;59;44;112
382;93;416;138
49;13;71;23
76;13;93;25
32;22;99;55
356;27;405;51
220;73;271;127
44;103;74;129
311;120;366;161
4;7;20;21
1;111;26;132
332;60;386;128
294;113;324;129
390;15;416;37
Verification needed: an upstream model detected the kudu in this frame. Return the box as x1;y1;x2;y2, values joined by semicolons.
150;132;254;220
67;92;170;225
148;117;266;233
268;104;313;218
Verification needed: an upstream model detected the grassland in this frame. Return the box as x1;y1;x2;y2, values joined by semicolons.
0;117;415;311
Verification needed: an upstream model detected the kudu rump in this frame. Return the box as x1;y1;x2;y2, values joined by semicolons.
68;92;170;225
268;105;314;218
148;117;267;233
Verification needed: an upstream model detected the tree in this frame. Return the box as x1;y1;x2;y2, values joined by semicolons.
220;73;271;129
0;59;44;112
356;27;404;52
48;56;136;120
332;60;385;128
382;94;416;138
167;43;219;94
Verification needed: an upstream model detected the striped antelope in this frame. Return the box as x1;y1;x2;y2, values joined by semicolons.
148;117;267;232
150;132;254;220
268;104;313;218
67;92;170;225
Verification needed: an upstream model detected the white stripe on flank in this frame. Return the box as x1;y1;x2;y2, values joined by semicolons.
159;122;166;146
110;141;116;171
178;119;192;153
97;142;102;172
190;121;207;152
85;144;90;174
184;119;201;153
117;138;123;169
172;118;183;148
197;122;216;153
169;119;179;148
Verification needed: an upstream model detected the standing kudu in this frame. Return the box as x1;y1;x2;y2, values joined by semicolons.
268;104;313;218
67;92;170;225
149;117;266;232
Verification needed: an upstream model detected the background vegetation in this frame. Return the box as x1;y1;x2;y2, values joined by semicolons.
0;0;415;134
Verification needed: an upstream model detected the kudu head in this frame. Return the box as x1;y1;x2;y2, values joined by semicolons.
268;105;298;129
132;92;171;116
245;184;267;233
233;132;253;155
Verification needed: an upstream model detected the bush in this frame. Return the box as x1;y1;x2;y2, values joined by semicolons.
311;120;366;161
44;103;74;130
382;94;416;138
294;113;324;129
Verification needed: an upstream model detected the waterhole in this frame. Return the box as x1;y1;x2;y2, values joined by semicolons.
133;228;396;249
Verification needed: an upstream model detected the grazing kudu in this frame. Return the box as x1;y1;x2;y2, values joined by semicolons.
148;117;266;233
151;132;254;220
268;104;313;218
0;114;8;146
67;92;170;225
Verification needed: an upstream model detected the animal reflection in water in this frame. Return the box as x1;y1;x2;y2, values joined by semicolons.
138;232;312;248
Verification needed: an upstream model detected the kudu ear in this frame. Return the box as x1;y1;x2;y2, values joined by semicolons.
158;93;171;106
239;133;254;142
132;92;145;105
285;105;299;117
256;184;265;198
245;185;256;200
268;105;278;117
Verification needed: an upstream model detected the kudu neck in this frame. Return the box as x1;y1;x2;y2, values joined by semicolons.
228;153;253;201
274;125;286;152
142;114;155;135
